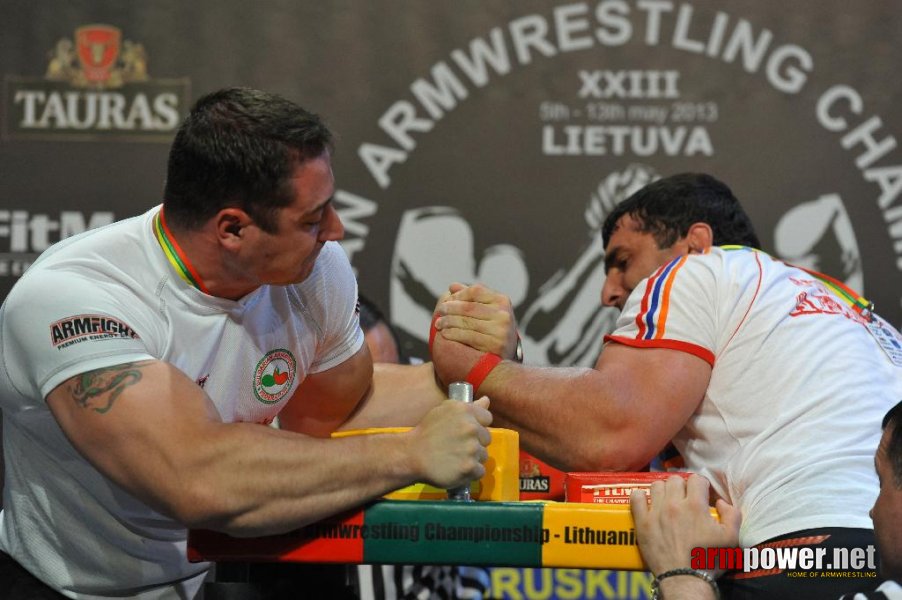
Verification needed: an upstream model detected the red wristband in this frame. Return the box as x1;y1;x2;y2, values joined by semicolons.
466;352;502;395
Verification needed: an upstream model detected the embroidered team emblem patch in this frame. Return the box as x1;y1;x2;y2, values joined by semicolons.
253;349;297;404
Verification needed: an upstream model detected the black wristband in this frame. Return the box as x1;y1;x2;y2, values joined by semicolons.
651;568;719;600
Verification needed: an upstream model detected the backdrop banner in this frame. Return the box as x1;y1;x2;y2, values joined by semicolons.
2;2;900;598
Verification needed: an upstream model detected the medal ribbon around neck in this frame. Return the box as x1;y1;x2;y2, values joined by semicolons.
722;245;873;320
152;208;211;294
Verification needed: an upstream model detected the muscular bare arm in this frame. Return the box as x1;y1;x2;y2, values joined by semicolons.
47;359;491;538
277;344;448;434
339;362;448;430
432;285;710;472
475;345;709;471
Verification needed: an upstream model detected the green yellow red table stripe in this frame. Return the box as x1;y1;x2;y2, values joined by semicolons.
187;500;647;570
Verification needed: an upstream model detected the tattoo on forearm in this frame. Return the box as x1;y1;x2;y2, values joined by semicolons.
71;363;144;414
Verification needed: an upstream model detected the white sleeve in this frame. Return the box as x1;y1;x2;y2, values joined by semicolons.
1;269;155;400
604;253;721;366
299;242;365;373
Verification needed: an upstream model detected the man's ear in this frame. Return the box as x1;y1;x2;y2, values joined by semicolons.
685;222;714;253
216;208;252;247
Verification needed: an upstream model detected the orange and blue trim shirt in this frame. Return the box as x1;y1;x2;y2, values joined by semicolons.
603;245;875;367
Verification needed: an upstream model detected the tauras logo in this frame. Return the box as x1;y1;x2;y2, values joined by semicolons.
50;314;139;348
3;24;189;141
12;89;181;133
520;476;550;492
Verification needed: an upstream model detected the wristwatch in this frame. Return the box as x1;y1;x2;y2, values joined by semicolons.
514;334;524;363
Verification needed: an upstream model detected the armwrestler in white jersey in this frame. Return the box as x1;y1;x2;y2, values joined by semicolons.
430;173;901;599
0;88;515;599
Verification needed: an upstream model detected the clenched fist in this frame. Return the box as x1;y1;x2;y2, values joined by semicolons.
431;283;519;387
406;397;493;489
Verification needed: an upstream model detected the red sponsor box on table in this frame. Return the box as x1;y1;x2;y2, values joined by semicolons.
519;450;566;500
565;471;692;504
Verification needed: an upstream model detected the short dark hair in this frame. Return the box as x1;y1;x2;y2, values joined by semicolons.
882;400;902;487
163;87;333;232
601;173;761;250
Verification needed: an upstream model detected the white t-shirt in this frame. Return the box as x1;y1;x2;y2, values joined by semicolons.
0;206;364;598
606;246;902;546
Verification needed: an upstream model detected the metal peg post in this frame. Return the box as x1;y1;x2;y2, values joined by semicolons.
447;381;474;502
